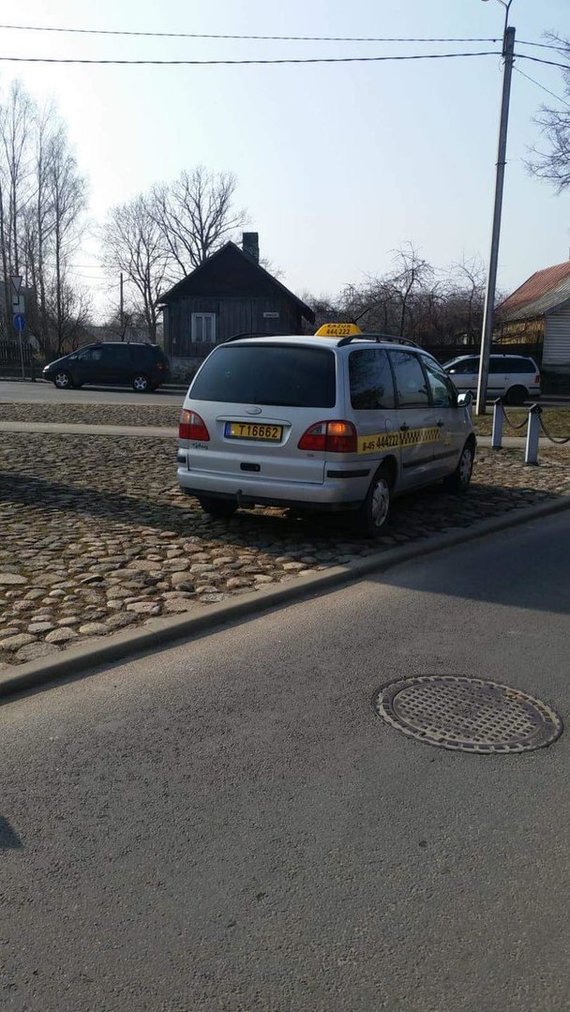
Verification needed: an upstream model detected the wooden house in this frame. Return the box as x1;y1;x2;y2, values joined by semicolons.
159;233;315;376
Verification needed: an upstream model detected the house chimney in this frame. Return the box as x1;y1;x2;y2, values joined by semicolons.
242;232;259;263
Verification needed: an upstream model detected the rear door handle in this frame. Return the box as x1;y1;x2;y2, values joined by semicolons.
400;423;409;432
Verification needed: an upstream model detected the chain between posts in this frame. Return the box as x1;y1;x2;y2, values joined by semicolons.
490;399;570;464
538;410;570;445
501;403;528;431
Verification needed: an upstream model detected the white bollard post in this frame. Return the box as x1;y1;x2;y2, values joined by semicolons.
525;404;541;466
491;399;504;449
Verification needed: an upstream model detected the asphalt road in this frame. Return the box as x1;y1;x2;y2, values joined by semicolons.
1;380;568;410
0;380;185;406
2;512;570;1012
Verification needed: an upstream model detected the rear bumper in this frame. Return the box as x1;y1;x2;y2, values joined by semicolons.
180;487;362;512
176;461;370;511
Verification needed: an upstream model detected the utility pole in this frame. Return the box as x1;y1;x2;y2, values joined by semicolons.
476;21;516;415
119;271;125;340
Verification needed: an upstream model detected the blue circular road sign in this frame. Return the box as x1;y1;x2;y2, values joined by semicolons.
13;313;25;332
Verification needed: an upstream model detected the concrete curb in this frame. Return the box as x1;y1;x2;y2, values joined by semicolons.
2;494;570;700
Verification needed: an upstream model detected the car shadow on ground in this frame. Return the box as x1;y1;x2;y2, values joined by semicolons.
0;470;561;551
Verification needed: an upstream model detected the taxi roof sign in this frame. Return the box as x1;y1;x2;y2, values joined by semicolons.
314;322;362;338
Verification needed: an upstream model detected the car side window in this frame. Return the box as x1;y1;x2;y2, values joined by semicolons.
389;351;430;408
513;358;535;374
448;358;476;375
422;357;456;408
77;348;102;362
489;358;508;374
349;349;396;410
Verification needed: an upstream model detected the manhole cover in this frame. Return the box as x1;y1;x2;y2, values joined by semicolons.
374;675;563;753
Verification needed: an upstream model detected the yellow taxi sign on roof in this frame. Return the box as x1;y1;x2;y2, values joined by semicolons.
314;322;362;338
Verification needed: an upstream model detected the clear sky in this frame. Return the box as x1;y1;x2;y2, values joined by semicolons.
1;0;568;318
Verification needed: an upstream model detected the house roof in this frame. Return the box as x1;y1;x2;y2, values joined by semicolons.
158;242;315;323
498;261;570;322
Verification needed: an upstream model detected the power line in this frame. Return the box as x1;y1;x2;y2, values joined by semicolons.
0;24;500;43
514;65;570;107
517;39;569;54
0;50;501;66
516;53;570;72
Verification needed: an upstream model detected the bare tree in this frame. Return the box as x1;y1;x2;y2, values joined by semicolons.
527;35;570;192
302;250;489;348
341;278;399;333
22;102;59;353
0;84;88;356
102;195;171;342
45;279;91;355
150;166;246;274
47;126;87;352
338;246;434;337
0;81;33;334
443;256;486;345
0;81;32;277
299;291;344;332
388;244;434;336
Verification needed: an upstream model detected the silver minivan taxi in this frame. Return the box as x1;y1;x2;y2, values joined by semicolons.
177;326;476;536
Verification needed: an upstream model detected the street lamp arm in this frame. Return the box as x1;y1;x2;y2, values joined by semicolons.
481;0;514;43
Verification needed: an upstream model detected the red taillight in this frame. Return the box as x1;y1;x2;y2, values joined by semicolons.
298;422;327;452
535;373;541;385
298;420;357;454
179;409;210;441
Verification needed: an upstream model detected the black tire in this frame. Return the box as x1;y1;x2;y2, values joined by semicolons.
353;466;392;538
197;496;238;519
53;370;73;390
444;439;475;493
505;385;528;406
132;373;151;393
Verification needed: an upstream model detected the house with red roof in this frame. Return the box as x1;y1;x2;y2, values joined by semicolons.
497;261;570;373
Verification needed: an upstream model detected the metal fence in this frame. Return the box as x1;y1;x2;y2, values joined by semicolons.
0;337;35;378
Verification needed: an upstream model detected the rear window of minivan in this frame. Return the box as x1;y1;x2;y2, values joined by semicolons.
190;344;336;407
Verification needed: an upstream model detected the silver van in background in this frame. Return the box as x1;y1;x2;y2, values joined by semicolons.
443;353;541;405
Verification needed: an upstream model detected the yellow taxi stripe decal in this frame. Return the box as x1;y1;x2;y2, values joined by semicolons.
358;426;441;454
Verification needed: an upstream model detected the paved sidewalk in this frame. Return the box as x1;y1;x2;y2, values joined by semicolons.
0;420;178;438
0;418;554;447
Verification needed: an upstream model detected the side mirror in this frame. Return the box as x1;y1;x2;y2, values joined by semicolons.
457;391;473;407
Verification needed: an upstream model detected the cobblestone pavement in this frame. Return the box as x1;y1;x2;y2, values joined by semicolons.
1;431;568;667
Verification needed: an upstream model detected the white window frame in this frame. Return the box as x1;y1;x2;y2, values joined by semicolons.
192;312;217;343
